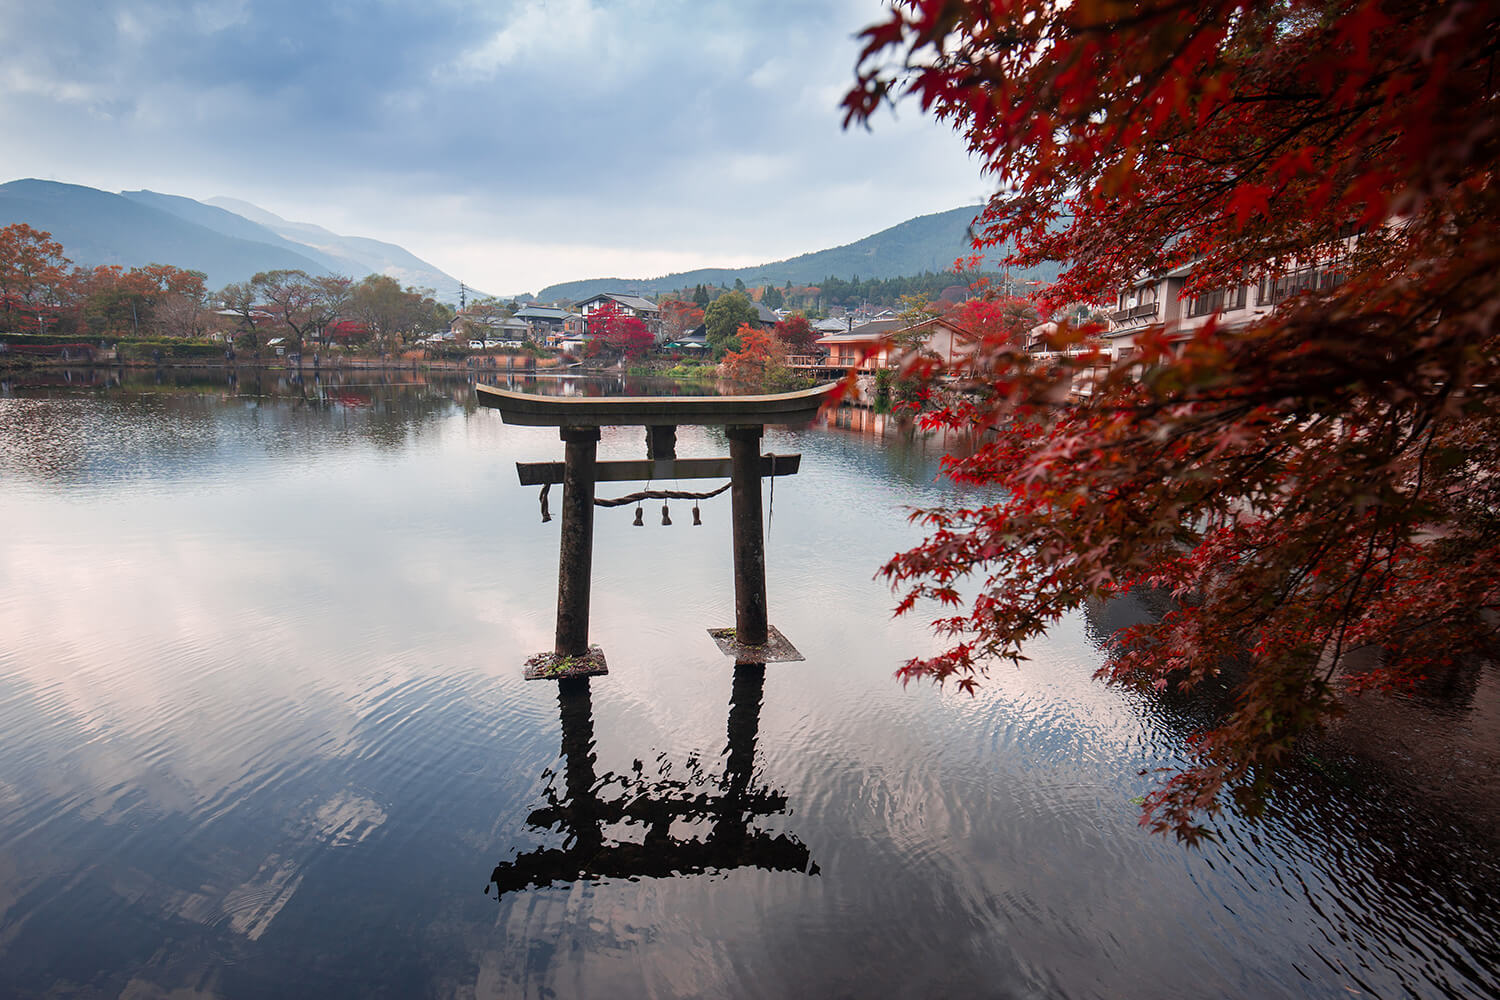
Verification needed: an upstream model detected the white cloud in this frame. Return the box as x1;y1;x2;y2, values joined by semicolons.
720;152;794;185
454;0;612;79
0;66;105;106
191;0;249;33
748;57;788;91
114;7;150;42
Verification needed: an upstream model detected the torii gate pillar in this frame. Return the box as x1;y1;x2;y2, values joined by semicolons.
727;425;768;647
555;426;600;658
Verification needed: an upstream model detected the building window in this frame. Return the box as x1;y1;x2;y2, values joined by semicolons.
1257;264;1344;306
1186;285;1247;318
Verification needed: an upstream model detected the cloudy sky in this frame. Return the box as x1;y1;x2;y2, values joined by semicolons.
0;0;989;296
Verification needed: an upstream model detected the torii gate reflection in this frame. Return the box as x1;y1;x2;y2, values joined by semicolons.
476;383;837;895
486;666;817;897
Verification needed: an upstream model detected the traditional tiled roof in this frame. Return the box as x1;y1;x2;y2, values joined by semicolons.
514;305;570;321
575;292;660;314
815;319;904;345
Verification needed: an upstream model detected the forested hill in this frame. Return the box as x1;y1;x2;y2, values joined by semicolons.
0;179;466;300
534;206;1059;302
0;179;330;289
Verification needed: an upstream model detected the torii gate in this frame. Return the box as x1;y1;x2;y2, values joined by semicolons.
476;382;837;678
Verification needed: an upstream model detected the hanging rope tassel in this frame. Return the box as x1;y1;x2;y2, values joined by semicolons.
594;481;731;508
632;505;644;526
539;483;552;523
660;502;672;526
692;503;702;525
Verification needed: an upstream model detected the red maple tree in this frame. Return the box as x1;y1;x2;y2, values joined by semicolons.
773;313;818;354
659;298;705;342
845;0;1499;838
587;301;654;359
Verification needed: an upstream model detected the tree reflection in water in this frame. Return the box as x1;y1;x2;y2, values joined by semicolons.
486;666;818;897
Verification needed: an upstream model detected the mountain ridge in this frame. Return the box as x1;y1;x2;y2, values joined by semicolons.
533;206;1057;303
0;179;333;288
0;179;466;301
203;197;461;302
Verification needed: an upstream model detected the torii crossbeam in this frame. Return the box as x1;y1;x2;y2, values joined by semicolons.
476;382;837;679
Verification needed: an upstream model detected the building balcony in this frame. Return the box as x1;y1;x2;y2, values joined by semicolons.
1108;302;1160;324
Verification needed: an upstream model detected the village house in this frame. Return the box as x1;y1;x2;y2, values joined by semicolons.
1099;237;1356;361
450;311;529;344
513;305;574;343
572;292;662;338
815;319;901;370
814;316;975;372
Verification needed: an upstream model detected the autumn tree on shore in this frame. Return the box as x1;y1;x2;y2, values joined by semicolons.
720;324;798;390
846;0;1500;838
0;224;70;334
773;313;818;354
348;275;451;351
115;263;208;339
40;258;208;340
659;298;705;343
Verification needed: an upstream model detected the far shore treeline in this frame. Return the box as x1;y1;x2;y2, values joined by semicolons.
0;221;1020;361
0;222;455;356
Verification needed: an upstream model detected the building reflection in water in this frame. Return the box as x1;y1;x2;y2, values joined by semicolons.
486;666;818;898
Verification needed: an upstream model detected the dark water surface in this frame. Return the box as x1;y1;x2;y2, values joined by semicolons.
1;374;1497;999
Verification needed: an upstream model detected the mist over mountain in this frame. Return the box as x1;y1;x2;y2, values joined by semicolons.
203;197;464;303
119;190;355;276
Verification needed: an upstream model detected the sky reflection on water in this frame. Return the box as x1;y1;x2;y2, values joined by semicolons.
0;375;1496;999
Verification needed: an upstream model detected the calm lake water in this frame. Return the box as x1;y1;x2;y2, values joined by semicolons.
1;371;1497;999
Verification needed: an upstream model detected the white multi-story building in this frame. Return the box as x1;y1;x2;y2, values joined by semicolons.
1100;250;1354;360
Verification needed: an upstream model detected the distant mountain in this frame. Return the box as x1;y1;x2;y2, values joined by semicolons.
0;179;468;302
534;206;1058;303
0;179;331;289
119;189;355;276
205;197;464;304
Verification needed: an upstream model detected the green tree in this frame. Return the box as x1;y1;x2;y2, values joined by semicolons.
703;291;758;356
